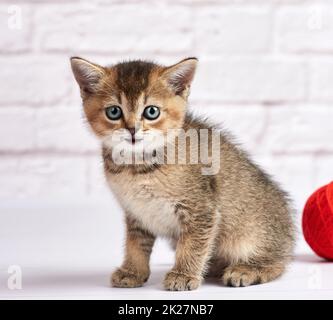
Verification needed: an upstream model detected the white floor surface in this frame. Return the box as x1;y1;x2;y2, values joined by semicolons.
0;200;332;299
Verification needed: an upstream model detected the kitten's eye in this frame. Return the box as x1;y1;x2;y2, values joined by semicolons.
105;105;122;120
143;105;160;120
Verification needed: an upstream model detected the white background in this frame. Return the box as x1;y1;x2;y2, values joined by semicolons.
0;0;333;299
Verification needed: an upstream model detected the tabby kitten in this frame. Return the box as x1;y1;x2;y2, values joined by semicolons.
70;56;295;290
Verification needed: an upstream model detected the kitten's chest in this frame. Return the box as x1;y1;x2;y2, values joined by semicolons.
106;172;181;238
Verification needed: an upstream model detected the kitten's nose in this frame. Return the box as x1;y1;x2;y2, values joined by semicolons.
127;127;136;144
127;127;136;137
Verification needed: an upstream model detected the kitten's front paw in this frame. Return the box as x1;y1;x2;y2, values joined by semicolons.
163;271;201;291
111;268;147;288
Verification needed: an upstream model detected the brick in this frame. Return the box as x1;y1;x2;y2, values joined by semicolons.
0;57;72;106
256;155;315;212
314;156;333;188
0;108;36;151
194;7;272;54
0;156;87;199
86;155;113;199
191;58;306;103
310;59;333;102
262;105;333;154
188;104;267;153
0;5;31;53
276;5;333;53
34;4;193;54
36;106;99;152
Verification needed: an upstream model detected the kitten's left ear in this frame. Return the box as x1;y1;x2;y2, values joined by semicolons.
162;57;198;97
70;57;105;95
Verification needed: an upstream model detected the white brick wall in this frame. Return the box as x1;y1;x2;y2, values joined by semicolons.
0;0;332;212
276;5;333;53
0;56;72;105
310;59;333;102
191;58;307;102
36;106;98;152
193;7;272;54
0;156;88;199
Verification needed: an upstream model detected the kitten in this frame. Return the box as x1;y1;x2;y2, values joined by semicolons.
70;57;295;290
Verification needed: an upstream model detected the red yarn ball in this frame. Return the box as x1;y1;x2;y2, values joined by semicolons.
302;182;333;260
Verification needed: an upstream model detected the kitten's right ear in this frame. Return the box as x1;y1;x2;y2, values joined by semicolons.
162;57;198;97
70;57;105;94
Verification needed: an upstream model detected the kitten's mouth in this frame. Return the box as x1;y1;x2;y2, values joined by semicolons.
124;136;144;144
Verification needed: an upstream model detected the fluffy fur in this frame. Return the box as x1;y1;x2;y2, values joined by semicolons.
71;56;295;291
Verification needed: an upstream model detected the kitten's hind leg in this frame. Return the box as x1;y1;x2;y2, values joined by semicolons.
206;257;228;278
221;263;285;287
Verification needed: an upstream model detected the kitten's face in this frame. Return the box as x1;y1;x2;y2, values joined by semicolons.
70;57;197;156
